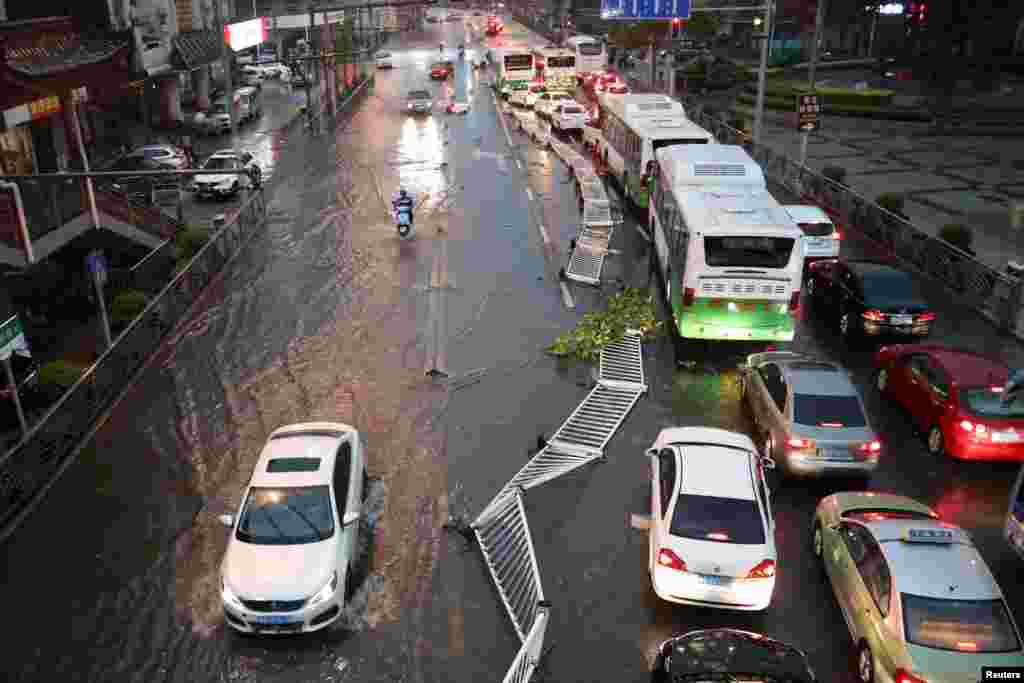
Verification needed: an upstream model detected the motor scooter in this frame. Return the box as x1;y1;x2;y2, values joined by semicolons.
395;205;414;239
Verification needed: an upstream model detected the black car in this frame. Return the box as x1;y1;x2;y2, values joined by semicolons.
652;629;816;682
102;155;176;204
805;258;935;348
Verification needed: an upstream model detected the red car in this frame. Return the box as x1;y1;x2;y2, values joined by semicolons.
430;62;450;79
873;343;1024;461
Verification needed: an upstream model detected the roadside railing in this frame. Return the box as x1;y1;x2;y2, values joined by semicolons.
0;189;268;540
682;100;1024;339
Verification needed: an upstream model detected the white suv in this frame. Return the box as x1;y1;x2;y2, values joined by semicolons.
220;422;365;634
641;427;777;611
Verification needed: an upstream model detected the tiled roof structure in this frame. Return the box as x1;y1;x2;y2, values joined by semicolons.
173;30;224;71
6;35;129;77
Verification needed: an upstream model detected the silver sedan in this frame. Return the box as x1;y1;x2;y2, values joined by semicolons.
741;351;881;478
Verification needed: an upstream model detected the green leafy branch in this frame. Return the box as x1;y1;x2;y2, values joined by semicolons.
547;288;662;362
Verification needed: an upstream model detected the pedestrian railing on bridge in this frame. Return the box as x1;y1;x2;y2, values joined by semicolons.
0;188;268;540
682;99;1024;341
472;333;647;683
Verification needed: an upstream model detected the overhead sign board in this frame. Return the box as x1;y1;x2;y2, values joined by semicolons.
600;0;690;21
796;93;820;132
225;18;268;52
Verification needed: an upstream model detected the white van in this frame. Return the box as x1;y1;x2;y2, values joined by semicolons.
235;87;262;122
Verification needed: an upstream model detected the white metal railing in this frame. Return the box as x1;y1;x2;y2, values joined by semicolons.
472;334;647;682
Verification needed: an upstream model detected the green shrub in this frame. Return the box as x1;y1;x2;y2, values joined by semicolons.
683;62;706;76
734;93;929;120
939;223;974;252
822;165;847;185
110;290;149;326
742;80;895;107
175;225;211;264
38;360;86;390
875;193;905;216
547;288;661;362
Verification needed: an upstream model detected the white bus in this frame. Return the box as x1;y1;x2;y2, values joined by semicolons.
533;46;576;92
649;144;805;344
596;93;714;209
566;35;606;80
495;47;536;98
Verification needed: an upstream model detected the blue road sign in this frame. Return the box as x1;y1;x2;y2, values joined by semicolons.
601;0;690;20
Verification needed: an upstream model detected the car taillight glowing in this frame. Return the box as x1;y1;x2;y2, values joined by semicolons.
862;309;886;322
894;669;928;683
959;420;990;439
858;441;882;453
747;559;775;579
832;230;842;240
682;287;695;307
916;312;936;322
955;641;977;651
657;548;687;571
788;291;800;313
787;437;814;450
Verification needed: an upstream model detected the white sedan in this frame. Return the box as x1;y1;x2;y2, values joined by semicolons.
220;422;366;634
638;427;777;611
375;51;394;68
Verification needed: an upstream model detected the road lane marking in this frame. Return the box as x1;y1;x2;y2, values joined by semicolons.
537;223;550;245
525;188;533;201
634;223;652;242
559;281;575;310
515;159;522;169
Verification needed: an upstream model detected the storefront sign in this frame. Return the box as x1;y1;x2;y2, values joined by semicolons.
28;96;61;120
224;18;268;52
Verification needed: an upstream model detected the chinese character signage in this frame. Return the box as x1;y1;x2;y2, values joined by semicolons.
796;93;820;132
601;0;690;20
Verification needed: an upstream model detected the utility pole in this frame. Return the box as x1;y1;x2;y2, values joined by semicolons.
752;1;773;144
216;0;240;159
307;6;315;128
800;0;826;166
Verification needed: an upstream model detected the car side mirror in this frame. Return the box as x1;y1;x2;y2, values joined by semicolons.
218;514;235;528
343;511;361;526
645;448;658;459
761;456;776;471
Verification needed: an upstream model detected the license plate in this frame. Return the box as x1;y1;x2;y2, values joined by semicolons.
816;448;852;461
699;574;731;587
992;431;1021;443
890;314;913;326
255;615;299;625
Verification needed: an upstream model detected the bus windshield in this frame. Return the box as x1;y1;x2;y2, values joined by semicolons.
653;138;710;153
704;236;795;269
547;56;575;68
504;54;532;70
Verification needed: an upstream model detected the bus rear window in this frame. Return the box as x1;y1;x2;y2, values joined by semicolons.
798;222;835;237
578;43;603;55
547;56;575;68
704;236;795;269
653;138;709;152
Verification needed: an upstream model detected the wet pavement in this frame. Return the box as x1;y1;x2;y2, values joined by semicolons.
1;16;1023;683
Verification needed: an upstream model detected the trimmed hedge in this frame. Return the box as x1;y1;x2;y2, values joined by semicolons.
940;223;975;254
175;225;212;264
875;193;906;216
742;79;896;107
734;94;932;121
38;360;86;391
822;165;847;185
110;290;149;326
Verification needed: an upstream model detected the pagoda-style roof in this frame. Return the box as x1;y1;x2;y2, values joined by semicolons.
173;30;225;71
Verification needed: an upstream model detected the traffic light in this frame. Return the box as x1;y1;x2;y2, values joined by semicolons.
906;2;927;25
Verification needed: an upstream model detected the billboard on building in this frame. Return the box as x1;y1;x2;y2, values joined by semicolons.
225;18;269;52
600;0;691;20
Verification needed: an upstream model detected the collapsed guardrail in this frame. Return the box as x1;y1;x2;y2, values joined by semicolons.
472;333;647;682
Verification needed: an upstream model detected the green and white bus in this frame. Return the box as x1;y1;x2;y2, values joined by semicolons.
495;47;536;98
650;144;805;343
533;46;576;92
596;93;714;210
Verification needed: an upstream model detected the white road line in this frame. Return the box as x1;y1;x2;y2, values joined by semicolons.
559;282;575;310
515;159;522;169
537;223;550;245
634;223;652;242
525;188;533;201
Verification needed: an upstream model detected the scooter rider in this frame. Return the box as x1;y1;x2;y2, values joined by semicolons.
393;188;415;225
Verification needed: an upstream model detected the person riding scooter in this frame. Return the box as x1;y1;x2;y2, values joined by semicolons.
394;188;415;220
458;44;465;59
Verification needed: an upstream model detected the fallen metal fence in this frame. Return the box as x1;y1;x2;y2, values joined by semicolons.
684;101;1024;338
0;189;268;540
473;333;647;682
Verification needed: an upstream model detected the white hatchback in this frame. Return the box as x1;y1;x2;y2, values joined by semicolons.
552;102;586;132
220;422;365;634
783;204;840;267
641;427;777;611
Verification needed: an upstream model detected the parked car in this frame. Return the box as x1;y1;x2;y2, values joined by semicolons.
639;427;777;611
812;491;1024;683
219;422;365;634
551;102;586;132
407;89;433;115
375;51;394;68
192;150;261;200
652;629;817;683
874;343;1024;461
782;204;841;275
118;144;190;170
741;350;880;478
804;259;935;347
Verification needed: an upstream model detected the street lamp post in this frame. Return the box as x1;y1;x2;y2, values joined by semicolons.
752;1;773;144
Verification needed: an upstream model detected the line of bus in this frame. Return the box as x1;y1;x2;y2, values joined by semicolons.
565;35;607;81
594;93;714;210
533;45;576;92
648;144;805;344
494;47;536;99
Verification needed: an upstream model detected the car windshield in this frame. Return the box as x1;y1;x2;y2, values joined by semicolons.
408;90;431;100
143;148;169;159
203;157;238;170
902;594;1021;653
798;221;835;237
235;485;334;544
960;387;1024;418
704;236;795;269
561;106;583;114
670;495;766;545
792;394;867;427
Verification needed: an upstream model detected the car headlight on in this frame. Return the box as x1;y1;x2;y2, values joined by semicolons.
307;571;338;606
221;576;244;608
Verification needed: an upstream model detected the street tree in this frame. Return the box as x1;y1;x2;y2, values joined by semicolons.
684;12;720;40
607;21;672;49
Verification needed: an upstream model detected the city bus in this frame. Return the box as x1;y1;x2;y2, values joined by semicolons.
533;46;576;92
649;144;805;343
495;47;536;98
565;35;606;81
596;93;714;210
1007;465;1024;560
